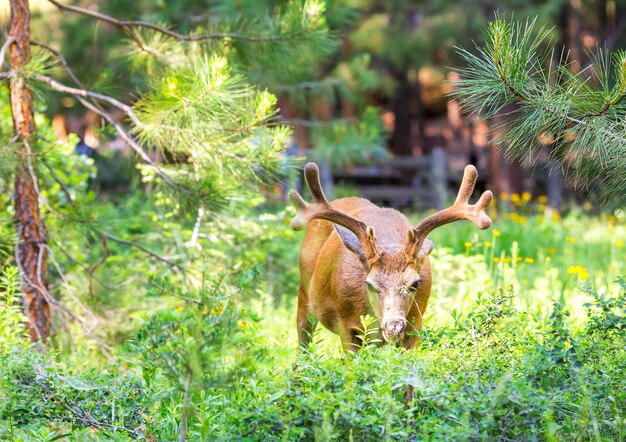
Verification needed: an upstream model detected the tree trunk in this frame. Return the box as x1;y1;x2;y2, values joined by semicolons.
9;0;50;342
390;69;413;157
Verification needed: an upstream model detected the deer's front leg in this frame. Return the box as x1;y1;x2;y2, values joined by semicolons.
297;286;318;349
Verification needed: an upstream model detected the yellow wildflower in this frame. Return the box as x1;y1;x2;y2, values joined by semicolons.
515;256;522;262
464;241;473;248
484;241;492;247
608;215;616;224
538;195;548;203
538;204;546;211
524;257;534;263
567;265;590;281
522;192;532;202
210;305;223;315
549;246;556;254
566;236;575;244
552;211;561;222
511;193;522;205
493;257;500;262
503;257;511;263
483;279;491;285
616;240;624;248
175;306;184;312
493;230;501;237
499;192;509;201
237;321;249;329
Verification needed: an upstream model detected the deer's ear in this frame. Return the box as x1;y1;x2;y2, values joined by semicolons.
334;224;364;257
419;238;434;257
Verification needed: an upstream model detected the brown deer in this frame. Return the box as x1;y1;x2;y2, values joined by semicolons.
289;162;493;351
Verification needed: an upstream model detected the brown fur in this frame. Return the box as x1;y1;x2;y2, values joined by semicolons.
297;197;432;351
291;163;492;352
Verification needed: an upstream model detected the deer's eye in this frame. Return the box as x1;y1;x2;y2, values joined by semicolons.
408;279;422;291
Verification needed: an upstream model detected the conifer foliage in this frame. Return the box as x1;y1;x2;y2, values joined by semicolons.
0;0;338;340
453;18;626;206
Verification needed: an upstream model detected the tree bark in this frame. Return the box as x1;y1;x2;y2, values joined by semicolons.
9;0;50;342
390;69;413;157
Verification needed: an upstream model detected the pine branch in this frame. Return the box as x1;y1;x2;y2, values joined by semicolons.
276;117;356;127
453;18;626;205
101;233;183;270
0;37;16;71
33;74;141;127
274;78;342;91
40;157;75;204
73;96;183;192
30;40;85;89
47;0;316;43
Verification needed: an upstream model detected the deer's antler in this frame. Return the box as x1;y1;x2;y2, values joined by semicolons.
406;165;493;257
289;162;381;259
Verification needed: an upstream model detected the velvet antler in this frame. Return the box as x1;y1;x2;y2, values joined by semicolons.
289;162;381;259
405;165;493;257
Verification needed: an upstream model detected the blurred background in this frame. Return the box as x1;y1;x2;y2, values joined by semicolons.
2;1;625;439
4;0;625;209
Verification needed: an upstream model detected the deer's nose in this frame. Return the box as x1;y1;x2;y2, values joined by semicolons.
384;319;406;337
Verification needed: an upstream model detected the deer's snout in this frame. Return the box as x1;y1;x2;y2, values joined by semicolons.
382;319;406;342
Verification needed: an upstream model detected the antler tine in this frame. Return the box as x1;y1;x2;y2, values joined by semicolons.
303;162;328;204
289;162;380;258
408;165;493;255
451;165;493;229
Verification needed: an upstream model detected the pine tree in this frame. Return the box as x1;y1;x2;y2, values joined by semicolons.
452;18;626;206
0;0;339;341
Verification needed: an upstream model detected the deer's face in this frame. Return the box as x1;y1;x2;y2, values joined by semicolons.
333;224;434;343
364;248;430;343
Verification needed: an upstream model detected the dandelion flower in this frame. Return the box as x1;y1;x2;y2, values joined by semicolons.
484;241;492;247
237;321;249;329
499;192;509;201
483;279;491;285
175;306;184;312
616;240;624;247
464;241;473;248
493;230;501;237
567;265;590;281
211;305;223;315
493;257;500;262
524;257;534;263
566;236;575;244
522;192;532;202
538;195;548;203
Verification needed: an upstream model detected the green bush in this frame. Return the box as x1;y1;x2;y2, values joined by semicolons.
204;282;626;441
0;267;146;441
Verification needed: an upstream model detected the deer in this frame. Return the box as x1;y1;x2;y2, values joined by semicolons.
289;162;493;351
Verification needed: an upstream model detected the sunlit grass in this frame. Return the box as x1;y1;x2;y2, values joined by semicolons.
252;198;624;360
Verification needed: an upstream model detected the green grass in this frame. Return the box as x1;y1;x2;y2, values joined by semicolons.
1;196;624;441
